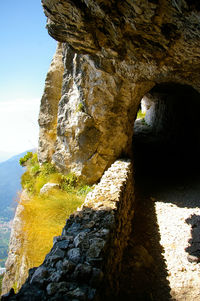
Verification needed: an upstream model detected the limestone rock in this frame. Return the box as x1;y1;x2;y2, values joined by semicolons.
38;42;64;163
37;1;200;183
40;44;152;183
2;191;29;295
40;182;59;194
42;0;200;88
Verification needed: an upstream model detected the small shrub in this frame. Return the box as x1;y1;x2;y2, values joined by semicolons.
41;162;56;176
19;152;33;166
65;173;78;187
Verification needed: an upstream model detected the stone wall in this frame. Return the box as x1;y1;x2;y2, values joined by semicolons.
1;159;134;300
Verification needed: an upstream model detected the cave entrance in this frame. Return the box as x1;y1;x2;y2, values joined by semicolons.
119;83;200;300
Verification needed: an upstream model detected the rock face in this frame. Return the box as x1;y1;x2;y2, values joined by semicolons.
3;1;200;299
38;42;64;163
40;183;59;194
1;159;134;300
37;0;200;183
2;191;29;295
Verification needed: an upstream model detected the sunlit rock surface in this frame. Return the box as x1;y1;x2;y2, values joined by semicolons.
38;42;64;163
2;191;29;295
38;0;200;183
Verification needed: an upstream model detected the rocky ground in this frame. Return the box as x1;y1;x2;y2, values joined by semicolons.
120;181;200;301
155;196;200;300
119;121;200;300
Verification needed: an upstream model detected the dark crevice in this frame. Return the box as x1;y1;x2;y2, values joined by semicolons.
185;0;200;11
42;5;52;15
161;23;179;40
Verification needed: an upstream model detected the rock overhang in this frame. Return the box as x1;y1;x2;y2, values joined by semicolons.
37;1;200;184
41;0;200;87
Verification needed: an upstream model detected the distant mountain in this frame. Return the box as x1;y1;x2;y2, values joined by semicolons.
0;151;16;163
0;151;31;268
0;150;35;221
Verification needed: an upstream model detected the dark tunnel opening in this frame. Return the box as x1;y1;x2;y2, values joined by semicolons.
133;83;200;187
119;83;200;300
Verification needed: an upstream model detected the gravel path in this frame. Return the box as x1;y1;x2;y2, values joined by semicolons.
119;121;200;300
120;180;200;301
155;193;200;300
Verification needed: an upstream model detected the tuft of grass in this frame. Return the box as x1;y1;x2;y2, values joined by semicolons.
78;185;93;195
20;189;84;268
18;152;91;273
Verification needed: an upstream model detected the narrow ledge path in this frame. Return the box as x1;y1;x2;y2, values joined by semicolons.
155;198;200;300
120;179;200;301
119;121;200;300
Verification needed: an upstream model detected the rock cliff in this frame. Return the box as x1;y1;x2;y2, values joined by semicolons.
38;42;64;163
2;191;30;295
37;0;200;183
2;1;200;300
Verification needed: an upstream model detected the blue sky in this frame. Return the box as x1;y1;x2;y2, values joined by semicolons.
0;1;57;157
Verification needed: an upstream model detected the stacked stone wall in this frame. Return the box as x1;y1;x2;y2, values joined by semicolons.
1;159;134;300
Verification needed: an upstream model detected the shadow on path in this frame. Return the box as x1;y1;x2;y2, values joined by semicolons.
119;186;172;301
185;214;200;263
118;126;200;300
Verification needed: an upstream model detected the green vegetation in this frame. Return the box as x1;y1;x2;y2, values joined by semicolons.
19;152;34;167
18;152;92;270
20;152;92;196
136;109;150;126
136;109;146;120
0;273;4;295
